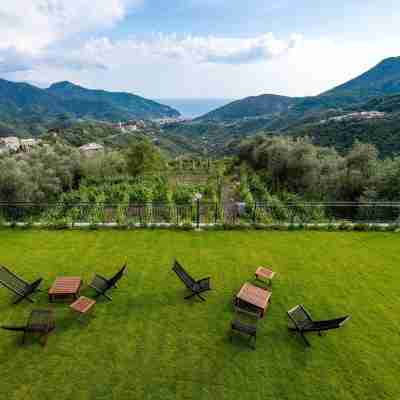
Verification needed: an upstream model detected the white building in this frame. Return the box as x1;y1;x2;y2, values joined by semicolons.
0;137;20;154
20;138;41;152
321;111;386;124
79;143;104;156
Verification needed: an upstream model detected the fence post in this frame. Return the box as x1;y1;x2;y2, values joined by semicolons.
253;203;257;223
196;199;201;229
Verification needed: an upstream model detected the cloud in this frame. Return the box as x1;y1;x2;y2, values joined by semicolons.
81;33;302;66
0;1;142;50
0;46;107;74
0;0;141;73
0;48;32;73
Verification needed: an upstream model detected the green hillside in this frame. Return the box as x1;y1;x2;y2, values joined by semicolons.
321;57;400;98
47;81;180;120
199;94;297;121
0;79;180;135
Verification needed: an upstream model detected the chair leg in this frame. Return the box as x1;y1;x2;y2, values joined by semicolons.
40;330;51;347
196;293;206;302
184;291;206;301
13;294;33;305
301;332;311;346
102;293;112;301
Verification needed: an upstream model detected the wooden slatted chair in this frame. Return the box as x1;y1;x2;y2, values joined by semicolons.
0;265;42;304
288;304;351;346
230;305;261;349
172;259;211;301
1;309;55;346
89;263;127;301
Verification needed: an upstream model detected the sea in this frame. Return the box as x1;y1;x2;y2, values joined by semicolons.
156;98;235;119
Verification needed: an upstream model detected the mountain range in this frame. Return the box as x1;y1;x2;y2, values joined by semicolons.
199;57;400;122
160;57;400;158
2;56;400;157
0;80;180;131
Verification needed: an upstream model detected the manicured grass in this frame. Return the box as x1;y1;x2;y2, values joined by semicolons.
0;229;399;400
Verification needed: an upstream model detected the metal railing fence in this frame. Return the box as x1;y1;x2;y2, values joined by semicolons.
1;201;400;226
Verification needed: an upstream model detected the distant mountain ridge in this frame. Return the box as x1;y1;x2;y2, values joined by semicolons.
321;57;400;98
0;79;180;126
198;94;297;121
198;56;400;121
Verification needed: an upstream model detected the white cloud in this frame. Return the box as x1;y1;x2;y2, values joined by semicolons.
81;33;301;66
0;47;107;74
0;0;141;72
50;33;399;100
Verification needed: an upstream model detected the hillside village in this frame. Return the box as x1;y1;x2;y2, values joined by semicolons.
0;137;43;154
320;111;386;124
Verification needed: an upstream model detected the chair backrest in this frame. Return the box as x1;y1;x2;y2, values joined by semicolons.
109;264;127;286
0;265;29;295
172;260;195;288
287;305;313;329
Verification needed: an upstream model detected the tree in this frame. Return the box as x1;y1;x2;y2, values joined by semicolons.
125;139;165;176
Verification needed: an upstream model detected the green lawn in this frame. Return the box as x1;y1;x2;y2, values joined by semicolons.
0;229;399;400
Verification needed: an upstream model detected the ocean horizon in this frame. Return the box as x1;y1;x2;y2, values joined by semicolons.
156;98;235;118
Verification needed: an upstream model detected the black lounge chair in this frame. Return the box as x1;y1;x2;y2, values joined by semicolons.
172;259;211;301
230;305;261;349
89;263;127;300
1;309;55;346
0;265;42;304
287;304;351;346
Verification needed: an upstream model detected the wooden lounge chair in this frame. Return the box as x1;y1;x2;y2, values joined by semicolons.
287;304;351;346
172;259;211;301
230;305;261;349
89;263;127;301
1;309;55;346
0;265;42;304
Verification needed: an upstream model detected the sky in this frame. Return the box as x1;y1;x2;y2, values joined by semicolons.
0;0;400;99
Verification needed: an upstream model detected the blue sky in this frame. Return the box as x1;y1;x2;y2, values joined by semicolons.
0;1;399;99
116;0;398;38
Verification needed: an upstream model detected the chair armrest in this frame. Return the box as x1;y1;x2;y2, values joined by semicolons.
93;274;108;283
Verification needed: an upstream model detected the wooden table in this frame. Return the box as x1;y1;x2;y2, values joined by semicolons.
235;282;271;317
255;267;276;285
70;296;96;322
48;277;82;302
